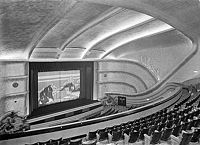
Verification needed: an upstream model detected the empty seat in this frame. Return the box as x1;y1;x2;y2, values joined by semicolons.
182;120;191;131
82;131;97;145
190;128;200;143
172;123;183;137
179;130;194;145
97;130;108;142
110;130;122;142
88;131;97;140
161;127;173;141
150;130;162;144
128;130;140;143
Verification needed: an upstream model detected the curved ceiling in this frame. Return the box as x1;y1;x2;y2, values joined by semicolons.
0;0;198;60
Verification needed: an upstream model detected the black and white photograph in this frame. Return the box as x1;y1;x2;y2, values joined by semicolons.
0;0;200;145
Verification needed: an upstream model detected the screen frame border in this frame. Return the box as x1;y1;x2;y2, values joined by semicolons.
29;61;94;118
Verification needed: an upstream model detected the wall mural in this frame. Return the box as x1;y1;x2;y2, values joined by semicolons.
139;55;160;81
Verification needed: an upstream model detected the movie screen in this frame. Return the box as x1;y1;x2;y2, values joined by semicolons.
38;70;80;107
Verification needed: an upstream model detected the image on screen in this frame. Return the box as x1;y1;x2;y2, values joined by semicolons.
38;70;80;107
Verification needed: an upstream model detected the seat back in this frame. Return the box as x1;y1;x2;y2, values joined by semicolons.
128;130;139;143
172;124;182;137
179;131;193;145
112;130;122;141
98;131;108;141
150;130;162;144
182;121;191;131
88;131;97;140
191;128;200;143
161;127;173;141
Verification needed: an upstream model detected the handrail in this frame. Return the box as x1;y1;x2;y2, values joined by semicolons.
0;85;182;141
105;82;180;99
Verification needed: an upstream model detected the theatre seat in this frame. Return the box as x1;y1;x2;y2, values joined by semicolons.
171;130;194;145
144;130;162;145
190;128;200;143
98;131;108;141
82;131;97;145
96;129;110;145
150;130;162;144
126;130;140;143
111;130;123;142
182;120;192;131
88;131;97;140
160;126;173;141
172;123;183;137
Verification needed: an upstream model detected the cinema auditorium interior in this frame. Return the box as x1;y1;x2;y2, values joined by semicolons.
0;0;200;145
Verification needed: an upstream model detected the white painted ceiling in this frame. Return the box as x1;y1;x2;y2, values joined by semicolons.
0;0;199;60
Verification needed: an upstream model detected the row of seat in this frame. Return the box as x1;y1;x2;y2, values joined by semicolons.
26;84;200;145
84;105;132;120
81;86;200;145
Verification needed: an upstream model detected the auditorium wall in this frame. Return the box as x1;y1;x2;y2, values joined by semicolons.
0;62;5;116
120;43;193;79
96;60;158;99
96;33;193;99
169;38;200;83
105;30;194;84
0;61;28;116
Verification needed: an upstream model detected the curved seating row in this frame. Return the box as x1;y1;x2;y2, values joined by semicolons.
25;84;200;145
